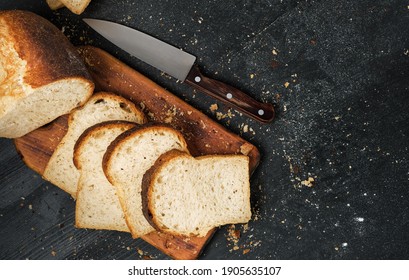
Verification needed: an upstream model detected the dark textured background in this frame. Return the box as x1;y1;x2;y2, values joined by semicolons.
1;0;409;259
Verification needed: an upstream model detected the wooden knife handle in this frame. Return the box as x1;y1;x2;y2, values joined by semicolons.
185;65;275;123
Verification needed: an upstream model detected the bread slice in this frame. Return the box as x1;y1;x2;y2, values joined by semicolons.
46;0;65;10
103;124;189;238
0;10;94;138
142;150;251;237
73;121;136;232
43;92;147;198
59;0;92;15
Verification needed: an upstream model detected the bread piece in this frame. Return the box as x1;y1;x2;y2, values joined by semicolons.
103;124;189;238
0;10;94;138
74;121;136;232
142;150;251;237
43;92;147;197
59;0;92;15
46;0;65;10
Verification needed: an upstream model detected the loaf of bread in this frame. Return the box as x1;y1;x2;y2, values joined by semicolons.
74;121;137;232
142;150;251;237
103;124;189;238
43;92;147;197
0;10;94;138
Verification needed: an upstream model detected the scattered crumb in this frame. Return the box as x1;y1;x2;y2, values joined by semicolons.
163;105;177;123
243;248;251;254
284;81;290;88
250;73;255;79
404;49;409;56
215;109;234;120
243;124;249;133
51;250;57;257
240;143;253;155
209;103;218;112
272;48;278;55
136;247;155;260
226;225;241;252
301;177;315;187
239;123;255;135
335;115;341;121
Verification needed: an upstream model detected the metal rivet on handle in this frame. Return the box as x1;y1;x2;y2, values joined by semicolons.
258;109;265;116
226;93;233;99
194;76;201;82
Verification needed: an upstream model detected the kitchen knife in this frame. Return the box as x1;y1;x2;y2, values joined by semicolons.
83;18;274;123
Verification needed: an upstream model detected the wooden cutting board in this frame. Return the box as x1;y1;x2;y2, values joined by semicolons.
14;46;260;260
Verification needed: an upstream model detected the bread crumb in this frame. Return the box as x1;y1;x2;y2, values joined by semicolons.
214;108;234;120
226;225;241;252
243;248;251;254
284;81;290;88
250;73;255;79
209;103;218;112
243;124;249;133
240;143;253;155
164;106;177;123
301;177;315;187
334;116;341;121
272;48;278;55
51;250;57;257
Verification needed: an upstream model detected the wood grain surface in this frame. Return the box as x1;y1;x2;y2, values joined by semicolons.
14;46;260;260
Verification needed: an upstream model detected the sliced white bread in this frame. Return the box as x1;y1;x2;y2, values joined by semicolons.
59;0;92;15
103;124;189;238
43;92;147;198
0;10;94;138
142;150;251;237
73;121;136;232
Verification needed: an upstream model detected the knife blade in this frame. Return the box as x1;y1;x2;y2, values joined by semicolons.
83;18;274;123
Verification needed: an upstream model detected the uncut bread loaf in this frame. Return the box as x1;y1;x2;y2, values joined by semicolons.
142;150;251;237
73;121;136;232
43;92;147;198
0;10;94;138
103;124;189;238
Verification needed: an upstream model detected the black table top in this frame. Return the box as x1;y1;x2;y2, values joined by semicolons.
1;0;409;260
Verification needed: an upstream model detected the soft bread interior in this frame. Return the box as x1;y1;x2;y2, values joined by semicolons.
0;80;93;138
75;122;135;232
43;93;146;197
104;125;189;238
147;152;251;237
